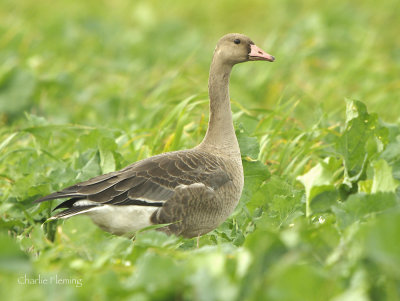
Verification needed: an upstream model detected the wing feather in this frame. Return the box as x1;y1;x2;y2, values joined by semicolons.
35;150;232;214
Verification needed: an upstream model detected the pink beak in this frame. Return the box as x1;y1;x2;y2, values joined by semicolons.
249;44;275;62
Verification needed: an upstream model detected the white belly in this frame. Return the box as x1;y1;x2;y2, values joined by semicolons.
85;205;158;236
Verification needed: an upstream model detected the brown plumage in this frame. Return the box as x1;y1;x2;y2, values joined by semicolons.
34;33;274;238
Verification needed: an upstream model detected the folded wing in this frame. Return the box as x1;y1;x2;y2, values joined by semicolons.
35;150;231;220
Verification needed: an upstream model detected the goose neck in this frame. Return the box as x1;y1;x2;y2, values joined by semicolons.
198;57;240;156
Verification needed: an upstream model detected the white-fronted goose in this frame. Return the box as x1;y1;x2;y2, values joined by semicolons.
35;33;275;238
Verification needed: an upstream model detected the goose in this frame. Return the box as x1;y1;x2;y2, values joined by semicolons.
35;33;275;239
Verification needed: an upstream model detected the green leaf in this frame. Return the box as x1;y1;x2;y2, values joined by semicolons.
371;159;399;193
0;232;31;273
75;151;101;181
239;230;287;300
240;159;270;208
297;157;341;217
332;192;399;230
99;148;116;174
134;230;179;248
237;133;260;159
336;100;388;188
380;137;400;180
264;264;340;301
268;194;304;227
236;120;261;159
364;210;400;277
125;252;185;297
261;176;303;228
358;179;372;193
309;189;339;213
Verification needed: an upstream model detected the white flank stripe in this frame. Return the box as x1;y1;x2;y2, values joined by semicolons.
73;200;98;207
176;183;206;189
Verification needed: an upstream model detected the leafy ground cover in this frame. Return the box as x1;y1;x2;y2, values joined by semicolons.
1;0;400;300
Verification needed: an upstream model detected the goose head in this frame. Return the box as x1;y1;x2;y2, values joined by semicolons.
214;33;275;65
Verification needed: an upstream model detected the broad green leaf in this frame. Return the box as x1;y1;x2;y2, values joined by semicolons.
261;176;303;228
78;131;101;152
240;159;270;208
380;138;400;180
364;210;400;277
268;194;304;227
329;268;369;301
134;230;179;248
235;112;261;134
371;159;399;193
237;133;260;159
336;100;387;188
263;264;340;301
125;252;185;297
75;151;101;181
0;232;31;273
309;189;339;213
99;148;116;174
358;180;372;193
239;230;287;301
332;192;399;230
236;120;261;159
297;157;340;217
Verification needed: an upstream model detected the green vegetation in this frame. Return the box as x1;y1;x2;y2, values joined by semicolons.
1;0;400;300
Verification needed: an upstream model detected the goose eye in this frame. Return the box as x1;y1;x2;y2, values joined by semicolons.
233;39;241;45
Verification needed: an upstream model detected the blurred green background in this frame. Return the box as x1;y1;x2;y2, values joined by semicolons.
1;0;400;300
1;0;399;127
